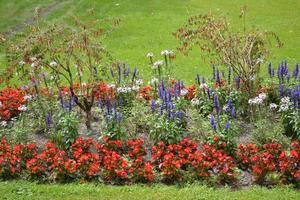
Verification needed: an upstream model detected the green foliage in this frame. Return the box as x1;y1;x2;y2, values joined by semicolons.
148;115;186;145
252;118;290;147
174;12;282;87
50;111;79;150
0;116;31;145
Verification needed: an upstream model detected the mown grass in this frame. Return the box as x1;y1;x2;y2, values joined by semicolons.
0;181;299;200
1;0;300;82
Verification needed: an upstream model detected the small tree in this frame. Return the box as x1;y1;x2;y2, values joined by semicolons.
3;15;114;130
173;11;283;89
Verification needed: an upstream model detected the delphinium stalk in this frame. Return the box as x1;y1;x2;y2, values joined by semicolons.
292;64;299;80
212;64;216;80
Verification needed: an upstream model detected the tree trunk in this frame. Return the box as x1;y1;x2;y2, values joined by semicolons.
85;109;92;131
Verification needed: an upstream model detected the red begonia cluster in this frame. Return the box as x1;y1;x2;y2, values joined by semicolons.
0;87;25;120
1;137;299;186
235;142;300;185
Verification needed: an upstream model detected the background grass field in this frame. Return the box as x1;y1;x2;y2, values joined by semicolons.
1;0;300;83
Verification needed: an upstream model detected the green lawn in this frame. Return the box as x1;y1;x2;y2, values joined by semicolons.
0;181;299;200
1;0;300;82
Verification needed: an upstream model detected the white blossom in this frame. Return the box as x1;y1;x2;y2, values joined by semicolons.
31;62;38;68
0;102;2;108
269;103;278;110
135;79;143;86
150;78;158;85
146;52;154;58
49;61;58;67
191;98;200;106
0;121;7;127
160;50;169;56
281;97;290;104
279;104;289;112
258;93;267;100
30;57;37;62
18;105;27;111
199;83;208;89
248;97;263;105
152;61;163;70
117;87;132;94
132;85;140;91
24;95;32;101
180;88;188;96
108;84;116;88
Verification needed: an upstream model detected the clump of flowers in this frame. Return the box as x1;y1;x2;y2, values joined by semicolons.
0;87;25;120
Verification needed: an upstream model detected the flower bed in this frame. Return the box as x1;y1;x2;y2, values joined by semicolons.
1;137;299;187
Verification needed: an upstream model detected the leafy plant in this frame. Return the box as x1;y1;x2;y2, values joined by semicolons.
3;15;114;130
252;118;290;148
173;12;282;91
50;111;79;150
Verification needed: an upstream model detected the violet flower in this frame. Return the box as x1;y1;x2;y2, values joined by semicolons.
210;115;217;131
213;95;220;114
279;84;285;98
224;122;230;131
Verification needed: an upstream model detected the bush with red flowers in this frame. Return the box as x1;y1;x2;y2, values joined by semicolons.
1;137;300;187
0;87;25;120
279;141;300;186
70;138;100;178
138;86;152;101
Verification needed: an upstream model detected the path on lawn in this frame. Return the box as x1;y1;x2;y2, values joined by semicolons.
3;0;63;37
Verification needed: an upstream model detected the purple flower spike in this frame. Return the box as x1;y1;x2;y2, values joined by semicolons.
212;64;216;80
225;122;230;131
279;84;285;98
132;68;137;82
213;95;220;114
268;62;272;77
235;76;240;90
110;67;114;77
45;113;53;128
231;107;236;118
210;115;217;131
150;100;156;113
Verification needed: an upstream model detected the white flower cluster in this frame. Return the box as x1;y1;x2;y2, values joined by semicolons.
0;121;7;127
117;87;132;94
279;97;290;112
269;103;278;111
135;79;143;86
199;83;208;89
248;93;267;105
18;105;27;111
150;78;158;85
180;88;188;96
30;57;37;62
108;84;116;89
160;50;174;56
191;98;200;106
24;95;32;101
49;61;58;67
132;85;140;91
152;60;163;70
146;52;154;58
